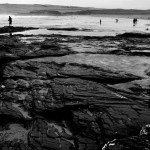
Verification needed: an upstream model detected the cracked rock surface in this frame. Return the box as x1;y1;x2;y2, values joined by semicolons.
0;31;150;149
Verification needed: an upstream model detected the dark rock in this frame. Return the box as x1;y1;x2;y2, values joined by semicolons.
117;32;150;38
1;34;150;150
0;123;29;150
29;119;75;150
2;61;140;84
0;26;38;34
48;27;92;32
1;59;150;149
48;27;79;31
102;125;150;150
0;36;74;64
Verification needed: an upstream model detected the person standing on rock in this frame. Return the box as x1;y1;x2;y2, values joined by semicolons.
8;16;12;37
8;16;12;26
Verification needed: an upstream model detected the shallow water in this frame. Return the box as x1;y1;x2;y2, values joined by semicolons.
25;53;150;78
0;15;150;36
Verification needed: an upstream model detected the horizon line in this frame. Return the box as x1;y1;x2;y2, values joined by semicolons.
0;3;149;11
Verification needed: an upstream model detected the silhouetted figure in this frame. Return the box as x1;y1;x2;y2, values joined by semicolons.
116;19;118;23
135;18;138;24
133;18;138;26
133;18;136;26
8;16;12;26
8;16;12;37
100;19;101;25
133;19;135;26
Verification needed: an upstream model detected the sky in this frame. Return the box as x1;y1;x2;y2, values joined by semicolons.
0;0;150;10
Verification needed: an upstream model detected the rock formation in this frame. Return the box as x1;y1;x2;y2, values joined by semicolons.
0;31;150;149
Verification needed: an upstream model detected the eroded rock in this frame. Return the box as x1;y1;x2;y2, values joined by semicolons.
0;33;150;149
102;124;150;150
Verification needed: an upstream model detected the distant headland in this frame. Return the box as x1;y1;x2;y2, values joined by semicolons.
0;3;150;19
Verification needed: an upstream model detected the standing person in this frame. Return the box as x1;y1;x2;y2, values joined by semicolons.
133;18;136;26
100;19;101;25
135;18;138;24
8;16;12;37
133;18;138;26
8;16;12;26
116;19;118;23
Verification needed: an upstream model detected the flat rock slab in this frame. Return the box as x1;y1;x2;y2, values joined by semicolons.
0;60;150;149
0;36;75;63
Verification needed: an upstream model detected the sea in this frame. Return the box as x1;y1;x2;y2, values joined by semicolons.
0;15;150;36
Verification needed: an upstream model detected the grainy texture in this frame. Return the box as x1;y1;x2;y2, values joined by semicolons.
0;31;150;150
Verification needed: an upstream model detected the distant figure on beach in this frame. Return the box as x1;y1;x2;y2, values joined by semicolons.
100;19;101;25
133;18;135;26
116;19;118;23
8;16;12;26
133;18;138;26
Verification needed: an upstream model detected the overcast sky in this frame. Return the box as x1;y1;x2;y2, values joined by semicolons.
0;0;149;10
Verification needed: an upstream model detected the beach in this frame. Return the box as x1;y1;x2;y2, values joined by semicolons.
0;15;150;36
0;15;150;150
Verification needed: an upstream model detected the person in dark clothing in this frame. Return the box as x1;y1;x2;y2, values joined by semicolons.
133;18;136;26
8;16;12;37
133;18;138;26
8;16;12;26
100;19;101;25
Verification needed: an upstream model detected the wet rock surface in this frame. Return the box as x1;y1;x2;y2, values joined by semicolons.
28;34;150;56
102;124;150;150
0;35;75;63
48;27;92;32
0;32;150;149
0;26;38;34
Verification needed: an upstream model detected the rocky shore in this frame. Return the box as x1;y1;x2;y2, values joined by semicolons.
0;26;150;150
